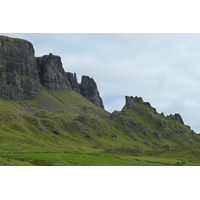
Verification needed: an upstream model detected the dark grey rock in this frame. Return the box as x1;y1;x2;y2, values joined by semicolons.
167;113;184;125
143;102;152;108
173;127;186;134
80;76;104;109
110;110;130;119
160;120;169;126
36;53;71;91
143;132;148;136
191;130;195;135
123;96;157;112
132;135;138;141
86;134;92;139
122;96;139;110
123;120;140;126
162;130;173;138
111;133;118;138
0;35;106;109
174;113;184;125
53;130;60;135
133;96;143;103
66;72;80;93
0;35;42;99
97;133;103;137
154;132;162;139
110;111;121;119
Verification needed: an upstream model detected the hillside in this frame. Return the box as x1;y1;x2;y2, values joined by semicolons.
0;90;200;166
0;35;200;166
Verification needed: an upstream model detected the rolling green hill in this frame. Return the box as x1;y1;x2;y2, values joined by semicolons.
0;90;200;166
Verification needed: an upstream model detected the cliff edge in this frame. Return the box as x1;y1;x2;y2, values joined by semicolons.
0;35;104;109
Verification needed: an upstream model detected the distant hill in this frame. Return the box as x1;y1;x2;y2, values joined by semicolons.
0;35;199;166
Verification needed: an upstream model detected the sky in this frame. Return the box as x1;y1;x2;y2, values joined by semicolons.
2;33;200;133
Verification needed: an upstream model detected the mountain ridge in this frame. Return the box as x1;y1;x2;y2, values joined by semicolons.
0;35;104;108
0;35;199;166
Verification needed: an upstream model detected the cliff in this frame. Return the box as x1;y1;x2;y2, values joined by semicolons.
36;53;72;91
0;36;42;99
0;35;104;108
80;76;104;109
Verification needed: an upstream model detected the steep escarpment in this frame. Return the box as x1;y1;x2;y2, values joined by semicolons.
0;36;42;99
36;53;72;91
0;35;104;108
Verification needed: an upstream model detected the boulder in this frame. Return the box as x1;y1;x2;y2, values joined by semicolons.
160;120;169;126
132;135;138;141
111;133;118;138
154;132;162;139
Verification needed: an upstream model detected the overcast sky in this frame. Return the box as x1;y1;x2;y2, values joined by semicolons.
2;33;200;133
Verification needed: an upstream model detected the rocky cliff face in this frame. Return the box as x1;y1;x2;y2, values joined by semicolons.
36;53;71;91
0;35;105;109
0;36;42;100
80;76;104;109
66;72;80;93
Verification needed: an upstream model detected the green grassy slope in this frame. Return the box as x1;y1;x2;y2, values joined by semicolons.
0;90;200;166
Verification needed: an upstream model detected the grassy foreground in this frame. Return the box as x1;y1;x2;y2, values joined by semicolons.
0;146;200;166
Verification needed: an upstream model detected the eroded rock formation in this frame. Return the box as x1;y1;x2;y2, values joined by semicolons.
0;36;42;99
80;76;104;109
167;113;184;125
66;72;80;93
0;35;105;108
36;53;72;91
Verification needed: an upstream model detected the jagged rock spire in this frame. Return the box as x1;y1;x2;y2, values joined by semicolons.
66;72;80;93
36;53;72;91
80;76;104;109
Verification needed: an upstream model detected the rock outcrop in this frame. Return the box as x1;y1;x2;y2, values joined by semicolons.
167;113;184;125
123;96;140;110
36;53;71;91
66;72;80;93
80;76;104;109
0;35;105;109
123;96;157;112
0;36;42;99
